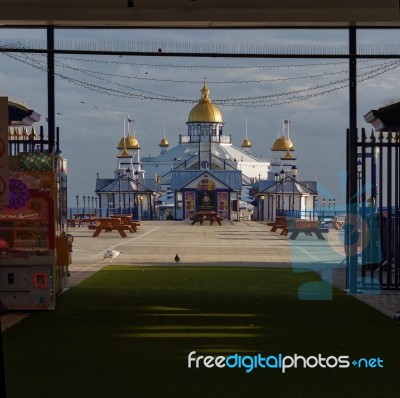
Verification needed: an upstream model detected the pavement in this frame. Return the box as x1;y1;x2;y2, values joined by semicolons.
1;220;400;331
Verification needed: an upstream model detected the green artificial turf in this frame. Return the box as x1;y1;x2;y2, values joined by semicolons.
3;266;399;398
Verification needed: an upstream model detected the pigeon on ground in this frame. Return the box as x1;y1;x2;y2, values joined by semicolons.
175;254;180;264
104;249;121;263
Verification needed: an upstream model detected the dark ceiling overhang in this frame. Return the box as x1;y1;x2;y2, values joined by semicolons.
0;1;400;28
364;102;400;131
8;101;41;126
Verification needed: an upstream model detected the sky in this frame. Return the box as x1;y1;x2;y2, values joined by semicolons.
1;27;400;209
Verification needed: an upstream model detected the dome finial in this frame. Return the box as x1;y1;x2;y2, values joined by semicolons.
242;119;251;148
159;119;169;147
200;78;210;102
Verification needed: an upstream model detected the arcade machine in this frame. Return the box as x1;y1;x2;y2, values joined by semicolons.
0;97;71;310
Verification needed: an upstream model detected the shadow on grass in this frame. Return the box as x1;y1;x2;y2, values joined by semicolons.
3;266;399;398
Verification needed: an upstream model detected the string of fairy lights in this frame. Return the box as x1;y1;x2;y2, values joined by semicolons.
2;47;400;108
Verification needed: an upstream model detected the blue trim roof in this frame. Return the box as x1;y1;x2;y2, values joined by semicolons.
170;170;242;190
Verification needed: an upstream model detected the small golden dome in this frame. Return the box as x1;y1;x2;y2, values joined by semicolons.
117;134;140;149
159;137;169;147
117;148;133;158
282;150;296;160
271;136;295;151
187;82;223;123
241;138;252;148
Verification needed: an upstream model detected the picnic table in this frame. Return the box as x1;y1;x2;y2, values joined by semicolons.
190;211;223;226
110;215;138;232
91;218;134;237
318;215;345;230
269;216;288;235
69;213;97;227
287;219;329;240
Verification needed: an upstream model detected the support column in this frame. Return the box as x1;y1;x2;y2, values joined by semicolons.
347;26;359;294
47;26;55;153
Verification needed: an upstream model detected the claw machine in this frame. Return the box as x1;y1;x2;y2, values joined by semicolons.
0;97;70;310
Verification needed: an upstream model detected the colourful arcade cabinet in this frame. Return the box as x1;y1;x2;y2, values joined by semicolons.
0;97;70;310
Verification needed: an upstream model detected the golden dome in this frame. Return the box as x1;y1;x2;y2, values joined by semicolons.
187;82;223;123
117;134;140;149
241;138;252;148
159;137;169;147
271;136;295;151
117;148;132;158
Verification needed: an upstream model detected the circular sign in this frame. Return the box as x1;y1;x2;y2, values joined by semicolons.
9;178;30;209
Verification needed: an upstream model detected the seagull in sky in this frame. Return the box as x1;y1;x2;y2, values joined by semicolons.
104;249;121;263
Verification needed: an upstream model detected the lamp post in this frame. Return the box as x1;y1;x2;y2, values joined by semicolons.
75;195;79;213
127;168;132;215
91;197;94;213
333;198;336;214
274;172;279;218
357;159;362;205
83;195;86;215
137;194;143;220
291;165;298;216
314;197;318;219
328;198;332;214
95;197;98;214
280;169;285;216
107;193;112;217
134;170;140;220
259;195;265;221
322;198;325;215
117;172;122;214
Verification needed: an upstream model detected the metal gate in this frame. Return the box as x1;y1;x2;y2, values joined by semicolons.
354;126;400;290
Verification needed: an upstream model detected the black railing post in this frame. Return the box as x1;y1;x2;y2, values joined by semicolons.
347;26;359;294
47;26;55;153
